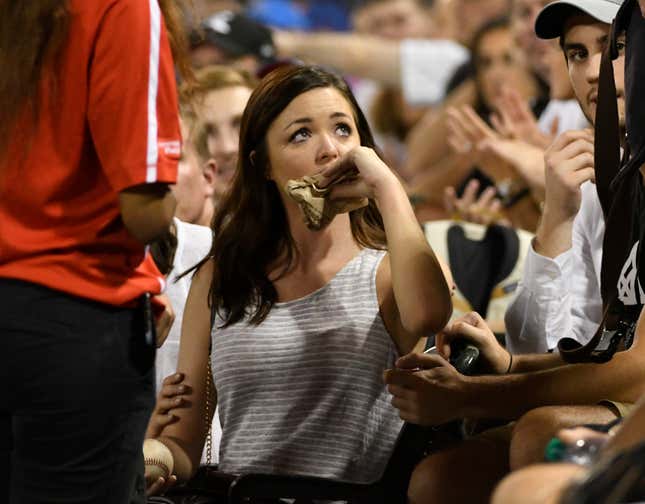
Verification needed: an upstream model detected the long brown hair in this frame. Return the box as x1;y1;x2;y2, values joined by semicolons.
0;1;69;160
0;0;192;162
206;65;386;328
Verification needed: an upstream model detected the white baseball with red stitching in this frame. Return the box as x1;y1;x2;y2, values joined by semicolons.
143;439;174;481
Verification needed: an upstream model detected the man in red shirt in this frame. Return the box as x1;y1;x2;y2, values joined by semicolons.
0;0;183;502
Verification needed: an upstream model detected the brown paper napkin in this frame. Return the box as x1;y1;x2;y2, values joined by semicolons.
285;167;368;230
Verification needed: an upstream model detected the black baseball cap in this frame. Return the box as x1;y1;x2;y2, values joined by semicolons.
191;11;277;63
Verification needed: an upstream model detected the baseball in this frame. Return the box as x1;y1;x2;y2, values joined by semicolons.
143;439;174;481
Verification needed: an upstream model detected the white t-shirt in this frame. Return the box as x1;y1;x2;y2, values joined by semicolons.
400;39;470;106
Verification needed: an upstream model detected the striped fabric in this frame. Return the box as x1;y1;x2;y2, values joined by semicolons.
211;248;403;483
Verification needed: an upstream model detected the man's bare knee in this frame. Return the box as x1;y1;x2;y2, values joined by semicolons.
510;405;617;470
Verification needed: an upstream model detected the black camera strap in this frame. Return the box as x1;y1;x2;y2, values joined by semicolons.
558;0;644;363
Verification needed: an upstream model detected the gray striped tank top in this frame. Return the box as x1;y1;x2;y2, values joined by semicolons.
211;248;403;483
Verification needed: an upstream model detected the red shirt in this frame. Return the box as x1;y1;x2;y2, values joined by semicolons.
0;0;180;306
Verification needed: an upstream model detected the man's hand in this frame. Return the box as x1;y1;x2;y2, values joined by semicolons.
436;312;511;375
383;353;469;426
534;129;594;258
145;373;189;439
543;129;595;221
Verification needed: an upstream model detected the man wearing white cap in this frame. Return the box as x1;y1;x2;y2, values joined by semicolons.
389;3;632;503
505;0;625;357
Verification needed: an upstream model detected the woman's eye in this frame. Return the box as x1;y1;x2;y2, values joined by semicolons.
290;128;311;143
616;41;626;53
336;123;352;137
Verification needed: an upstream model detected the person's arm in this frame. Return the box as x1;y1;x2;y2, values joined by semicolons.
387;306;645;426
533;130;595;258
435;311;564;374
505;132;601;353
404;80;477;177
467;339;645;421
148;259;215;484
504;244;576;354
328;147;453;355
274;32;469;107
119;185;176;244
557;182;604;347
88;0;181;245
274;31;400;87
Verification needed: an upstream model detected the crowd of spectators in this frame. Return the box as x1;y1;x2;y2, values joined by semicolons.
2;0;645;503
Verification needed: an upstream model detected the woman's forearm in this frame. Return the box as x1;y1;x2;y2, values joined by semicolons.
376;179;453;335
158;261;216;479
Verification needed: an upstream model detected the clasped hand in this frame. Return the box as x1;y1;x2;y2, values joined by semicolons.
384;312;511;426
383;352;466;426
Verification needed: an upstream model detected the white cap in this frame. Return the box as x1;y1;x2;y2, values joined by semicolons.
535;0;623;39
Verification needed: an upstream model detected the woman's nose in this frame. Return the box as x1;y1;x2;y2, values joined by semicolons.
316;134;341;164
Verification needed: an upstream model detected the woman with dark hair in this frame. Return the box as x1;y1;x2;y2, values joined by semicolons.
0;0;189;502
144;64;452;492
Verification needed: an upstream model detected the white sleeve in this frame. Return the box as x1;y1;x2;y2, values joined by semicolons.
504;243;572;354
400;39;470;105
505;184;604;353
556;184;604;348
